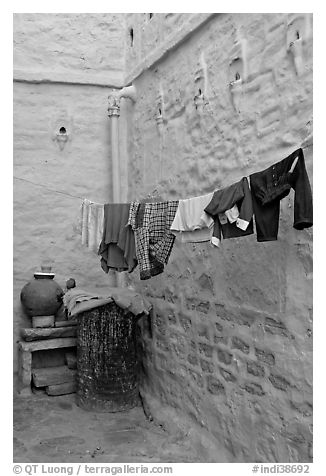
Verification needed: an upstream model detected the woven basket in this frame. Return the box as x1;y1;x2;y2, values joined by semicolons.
76;302;141;412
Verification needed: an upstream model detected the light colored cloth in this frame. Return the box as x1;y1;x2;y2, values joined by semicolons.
170;192;214;243
81;199;104;253
63;287;152;318
224;204;240;224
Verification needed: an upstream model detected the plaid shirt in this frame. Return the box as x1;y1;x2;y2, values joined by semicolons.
128;201;179;280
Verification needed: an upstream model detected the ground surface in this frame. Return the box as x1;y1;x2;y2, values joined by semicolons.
13;393;197;463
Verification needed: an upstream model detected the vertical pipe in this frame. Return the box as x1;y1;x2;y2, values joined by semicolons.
107;98;121;287
108;100;121;203
108;87;136;288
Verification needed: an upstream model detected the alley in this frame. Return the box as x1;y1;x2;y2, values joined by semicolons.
13;393;198;463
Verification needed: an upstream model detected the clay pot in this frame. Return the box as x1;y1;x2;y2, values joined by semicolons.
20;267;64;317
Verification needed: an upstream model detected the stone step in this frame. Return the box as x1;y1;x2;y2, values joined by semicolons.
21;326;77;342
19;337;77;352
55;320;77;327
46;381;77;396
32;366;76;388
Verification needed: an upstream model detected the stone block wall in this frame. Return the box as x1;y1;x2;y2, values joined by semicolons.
125;13;313;462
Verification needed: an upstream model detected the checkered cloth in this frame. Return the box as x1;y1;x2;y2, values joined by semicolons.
128;201;179;280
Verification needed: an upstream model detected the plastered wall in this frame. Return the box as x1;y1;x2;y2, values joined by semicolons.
124;13;313;462
13;13;126;372
14;13;125;81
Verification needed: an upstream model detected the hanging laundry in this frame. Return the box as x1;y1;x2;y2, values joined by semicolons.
170;192;215;243
81;199;104;253
204;177;254;245
98;203;138;273
128;200;179;280
250;148;313;241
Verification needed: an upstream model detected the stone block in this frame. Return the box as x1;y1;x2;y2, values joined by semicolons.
215;303;254;327
21;326;77;341
269;373;291;391
247;360;265;377
32;315;55;328
179;315;192;332
19;338;77;352
214;335;229;345
242;382;265;396
197;273;214;293
290;400;313;417
198;343;213;358
46;381;77;396
54;320;77;327
187;353;199;366
219;367;237;383
188;369;204;388
32;366;76;388
186;298;210;314
206;376;225;395
264;317;291;338
255;347;275;366
231;336;250;354
217;348;233;365
200;359;214;373
167;311;177;325
197;322;210;340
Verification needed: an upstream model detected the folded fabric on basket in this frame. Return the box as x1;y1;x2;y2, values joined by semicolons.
63;287;152;318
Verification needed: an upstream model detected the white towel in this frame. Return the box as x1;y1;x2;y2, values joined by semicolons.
170;192;215;243
81;199;104;253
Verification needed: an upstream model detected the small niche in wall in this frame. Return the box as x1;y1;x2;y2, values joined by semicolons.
286;14;309;76
53;124;69;150
229;57;243;85
148;13;154;20
129;28;134;47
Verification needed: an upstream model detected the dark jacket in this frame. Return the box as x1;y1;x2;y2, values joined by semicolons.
204;177;254;242
250;148;313;241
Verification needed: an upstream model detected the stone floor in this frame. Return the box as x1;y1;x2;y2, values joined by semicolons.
13;393;197;463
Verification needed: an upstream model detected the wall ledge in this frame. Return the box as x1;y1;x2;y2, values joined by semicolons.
13;69;124;88
124;13;218;85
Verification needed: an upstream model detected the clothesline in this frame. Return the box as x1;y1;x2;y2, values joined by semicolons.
81;147;313;281
14;176;88;201
13;141;312;205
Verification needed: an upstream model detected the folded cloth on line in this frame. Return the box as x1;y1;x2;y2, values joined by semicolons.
81;199;104;253
99;203;138;273
170;192;215;243
63;287;152;318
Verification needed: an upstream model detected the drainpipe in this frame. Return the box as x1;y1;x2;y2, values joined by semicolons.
108;85;137;287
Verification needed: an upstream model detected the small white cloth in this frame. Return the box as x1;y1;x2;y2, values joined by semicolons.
81;199;104;253
170;192;215;243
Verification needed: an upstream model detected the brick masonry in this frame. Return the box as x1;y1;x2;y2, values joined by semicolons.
125;13;313;463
